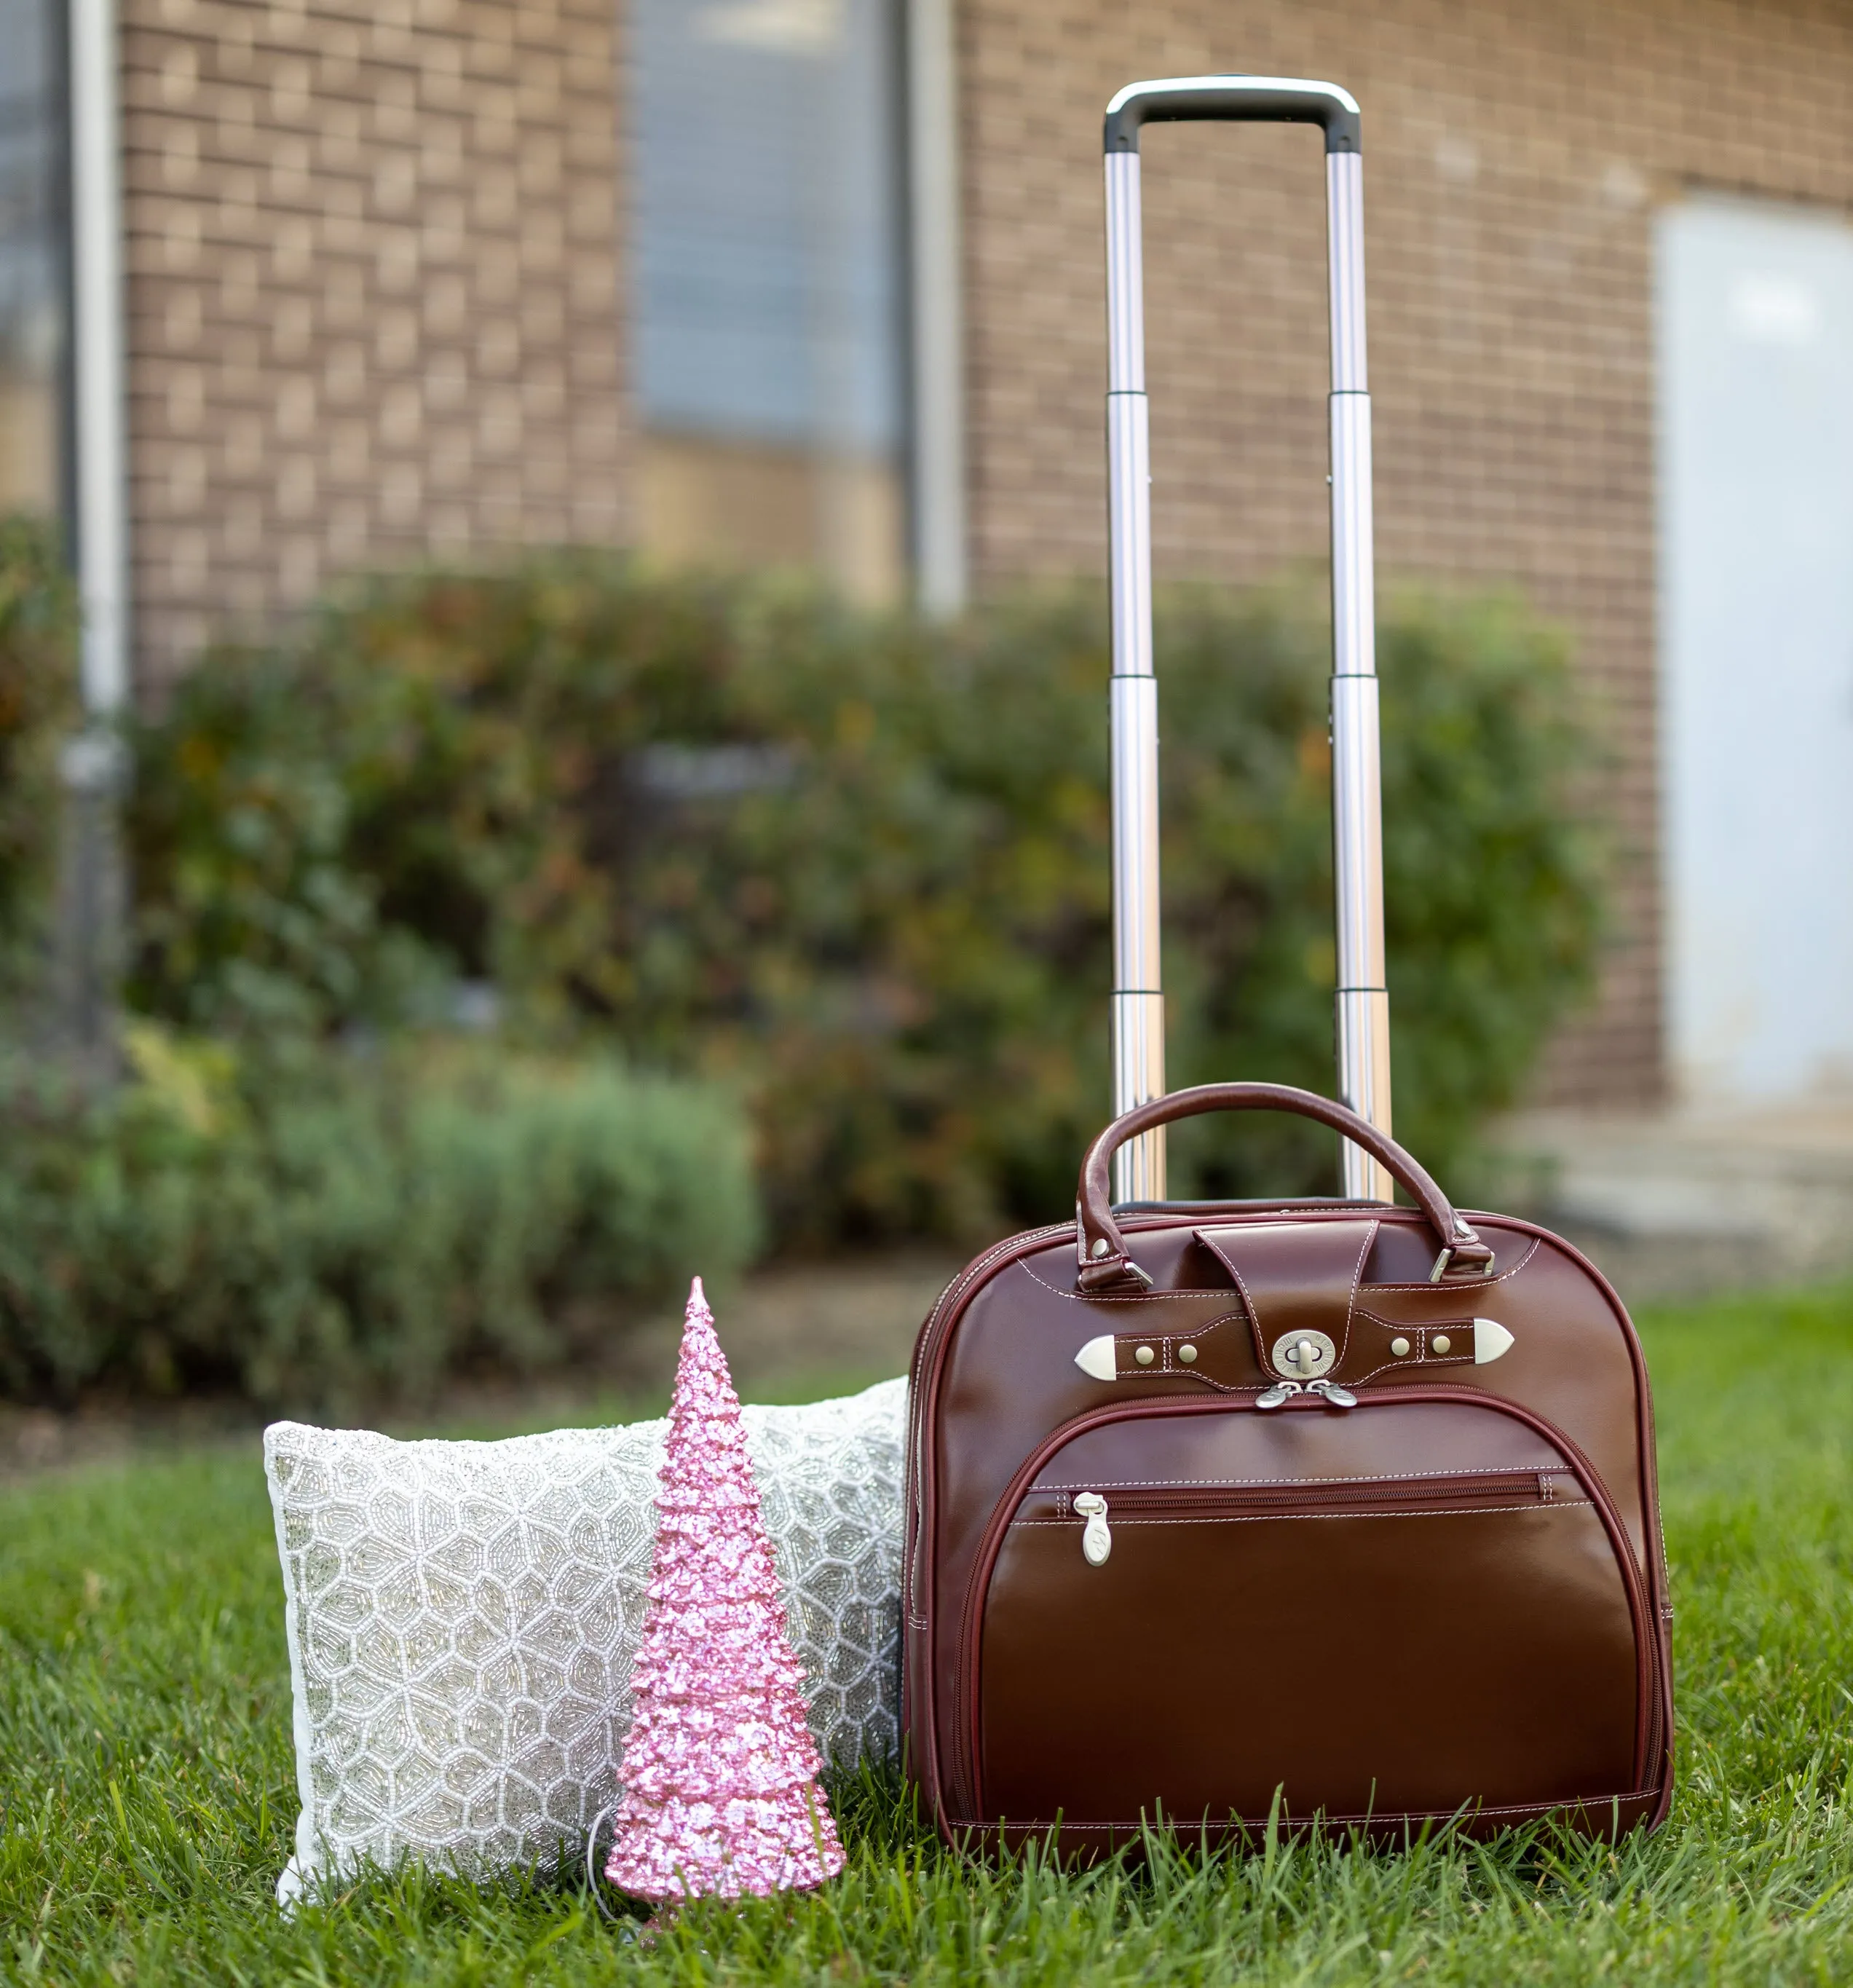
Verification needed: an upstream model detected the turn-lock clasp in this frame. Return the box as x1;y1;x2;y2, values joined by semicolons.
1271;1330;1336;1380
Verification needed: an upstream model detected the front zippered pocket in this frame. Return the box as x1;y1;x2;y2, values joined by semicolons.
963;1392;1653;1831
1038;1468;1573;1564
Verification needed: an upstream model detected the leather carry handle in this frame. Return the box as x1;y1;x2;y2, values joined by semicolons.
1075;1082;1495;1293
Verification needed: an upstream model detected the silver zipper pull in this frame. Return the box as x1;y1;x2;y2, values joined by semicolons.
1255;1381;1303;1410
1309;1379;1357;1410
1072;1491;1112;1565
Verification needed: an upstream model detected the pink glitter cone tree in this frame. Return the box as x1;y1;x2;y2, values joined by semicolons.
604;1276;846;1902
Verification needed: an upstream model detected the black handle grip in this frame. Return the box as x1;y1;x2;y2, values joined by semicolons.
1104;75;1361;156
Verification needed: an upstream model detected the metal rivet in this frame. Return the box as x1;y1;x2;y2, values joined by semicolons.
1134;1345;1155;1366
1178;1344;1198;1364
1390;1336;1410;1357
1089;1236;1110;1259
1432;1334;1452;1356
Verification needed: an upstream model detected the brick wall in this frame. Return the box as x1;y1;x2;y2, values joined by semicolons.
955;0;1853;1105
112;0;1853;1103
119;0;628;690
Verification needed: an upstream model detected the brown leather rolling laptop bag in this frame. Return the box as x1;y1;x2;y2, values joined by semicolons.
898;77;1672;1852
900;1081;1675;1850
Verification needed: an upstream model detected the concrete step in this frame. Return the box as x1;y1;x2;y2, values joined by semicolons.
1487;1101;1853;1298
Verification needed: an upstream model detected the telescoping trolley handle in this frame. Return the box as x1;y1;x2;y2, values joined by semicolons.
1103;75;1391;1207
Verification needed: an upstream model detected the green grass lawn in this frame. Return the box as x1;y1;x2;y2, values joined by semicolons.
3;1286;1851;1985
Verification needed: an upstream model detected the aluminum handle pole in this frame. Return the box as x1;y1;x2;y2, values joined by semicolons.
1325;149;1393;1203
59;0;131;1063
905;0;968;613
1104;149;1165;1205
71;0;129;719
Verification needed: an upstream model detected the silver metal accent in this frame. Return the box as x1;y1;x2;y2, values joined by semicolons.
1390;1336;1411;1358
1271;1329;1337;1380
1431;1334;1453;1356
1326;151;1370;395
1105;112;1393;1206
583;1802;622;1924
1104;152;1146;394
1335;983;1392;1185
1325;148;1391;1203
1110;677;1163;1046
1134;1344;1156;1366
905;0;968;612
72;0;130;719
1474;1318;1514;1365
1075;1335;1118;1382
1089;1236;1111;1259
1178;1343;1198;1364
1110;993;1166;1204
1074;1491;1112;1566
1309;1379;1357;1409
1105;149;1165;1205
1107;401;1155;681
1328;406;1376;676
1255;1381;1301;1411
59;0;132;1061
1108;513;1157;669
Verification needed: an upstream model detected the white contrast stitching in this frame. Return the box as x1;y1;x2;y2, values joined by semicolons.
1018;1259;1238;1306
1013;1222;1538;1302
1363;1236;1541;1292
1196;1219;1377;1371
1028;1464;1572;1492
1355;1308;1476;1331
1344;1357;1470;1386
1335;1220;1375;1366
1010;1502;1591;1525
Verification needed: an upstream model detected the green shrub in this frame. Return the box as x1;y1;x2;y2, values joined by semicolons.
122;639;451;1036
125;558;1605;1247
0;513;78;992
0;1027;760;1408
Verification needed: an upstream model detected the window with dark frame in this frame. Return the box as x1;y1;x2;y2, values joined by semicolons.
0;0;66;521
631;0;909;603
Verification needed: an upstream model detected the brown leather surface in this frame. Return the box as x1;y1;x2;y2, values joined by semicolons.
1030;1399;1572;1493
901;1194;1675;1847
1194;1219;1378;1370
981;1494;1637;1822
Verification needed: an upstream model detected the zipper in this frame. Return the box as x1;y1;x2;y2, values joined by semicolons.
1071;1491;1113;1564
909;1205;1432;1628
955;1385;1660;1822
1050;1468;1563;1564
1257;1376;1356;1410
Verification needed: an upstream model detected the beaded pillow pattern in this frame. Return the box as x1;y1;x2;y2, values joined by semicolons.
265;1377;904;1900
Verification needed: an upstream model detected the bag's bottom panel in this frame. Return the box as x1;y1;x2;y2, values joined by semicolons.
941;1790;1665;1860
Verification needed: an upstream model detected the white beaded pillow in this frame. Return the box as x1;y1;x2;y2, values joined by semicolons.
264;1377;905;1901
